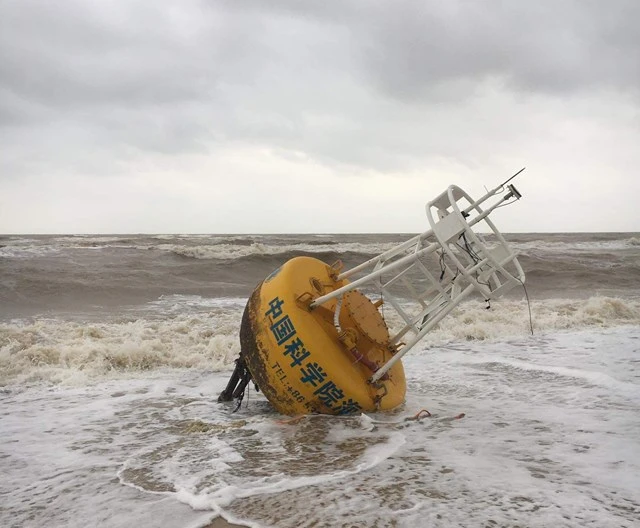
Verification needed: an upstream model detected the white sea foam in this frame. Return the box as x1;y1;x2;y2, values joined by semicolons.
1;327;639;528
156;236;640;260
1;296;638;386
1;236;397;260
52;235;129;244
510;237;640;254
0;245;60;258
0;304;244;386
386;296;640;346
3;234;638;264
158;241;399;260
0;239;395;260
461;355;640;399
174;431;405;512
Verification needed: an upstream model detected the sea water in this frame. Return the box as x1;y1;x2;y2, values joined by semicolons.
1;233;639;527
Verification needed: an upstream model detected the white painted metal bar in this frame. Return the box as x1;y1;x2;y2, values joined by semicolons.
339;183;516;284
389;292;450;345
381;287;415;330
307;178;524;386
309;243;440;308
338;233;427;280
371;284;477;382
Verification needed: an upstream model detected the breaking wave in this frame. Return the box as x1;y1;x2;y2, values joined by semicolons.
417;296;640;344
3;234;639;265
2;296;638;386
0;310;242;386
509;237;640;253
159;242;398;260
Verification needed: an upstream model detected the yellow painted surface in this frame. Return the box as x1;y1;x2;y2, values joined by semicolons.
244;256;406;415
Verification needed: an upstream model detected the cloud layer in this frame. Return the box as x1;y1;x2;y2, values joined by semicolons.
1;0;639;232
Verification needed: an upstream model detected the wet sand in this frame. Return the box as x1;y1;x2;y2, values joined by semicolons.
205;518;245;528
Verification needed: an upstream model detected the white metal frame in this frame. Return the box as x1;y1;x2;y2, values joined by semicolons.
309;181;525;383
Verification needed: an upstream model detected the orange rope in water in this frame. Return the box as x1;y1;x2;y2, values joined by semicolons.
404;409;432;421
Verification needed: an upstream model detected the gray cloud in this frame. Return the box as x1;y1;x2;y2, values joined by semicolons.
356;1;640;100
2;1;638;157
1;0;639;232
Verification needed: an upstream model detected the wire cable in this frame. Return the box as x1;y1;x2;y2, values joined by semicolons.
516;277;534;335
456;233;492;290
494;197;519;210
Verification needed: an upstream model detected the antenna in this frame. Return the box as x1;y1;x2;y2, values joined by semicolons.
500;167;526;189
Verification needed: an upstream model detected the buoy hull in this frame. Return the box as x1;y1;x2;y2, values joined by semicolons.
240;256;406;415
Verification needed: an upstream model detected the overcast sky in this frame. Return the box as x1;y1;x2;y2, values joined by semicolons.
1;0;639;233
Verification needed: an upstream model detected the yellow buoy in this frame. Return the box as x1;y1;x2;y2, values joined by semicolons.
220;179;526;416
239;256;405;415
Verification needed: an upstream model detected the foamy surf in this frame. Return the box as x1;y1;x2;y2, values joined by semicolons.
2;327;637;528
172;431;405;513
2;296;639;387
2;233;639;260
0;299;246;386
3;233;639;317
2;232;639;527
157;241;400;260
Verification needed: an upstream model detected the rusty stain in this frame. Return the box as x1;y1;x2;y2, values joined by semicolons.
239;284;297;411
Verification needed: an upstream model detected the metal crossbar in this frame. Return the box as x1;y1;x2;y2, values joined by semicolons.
309;179;525;383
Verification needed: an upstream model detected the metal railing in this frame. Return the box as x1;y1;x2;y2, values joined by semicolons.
310;174;526;383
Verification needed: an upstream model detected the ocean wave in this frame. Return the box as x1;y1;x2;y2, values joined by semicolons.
0;238;396;261
3;234;638;264
628;236;640;246
510;237;640;254
1;296;638;386
0;245;60;259
159;242;399;260
0;310;242;386
52;236;131;244
411;296;640;345
465;356;639;395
